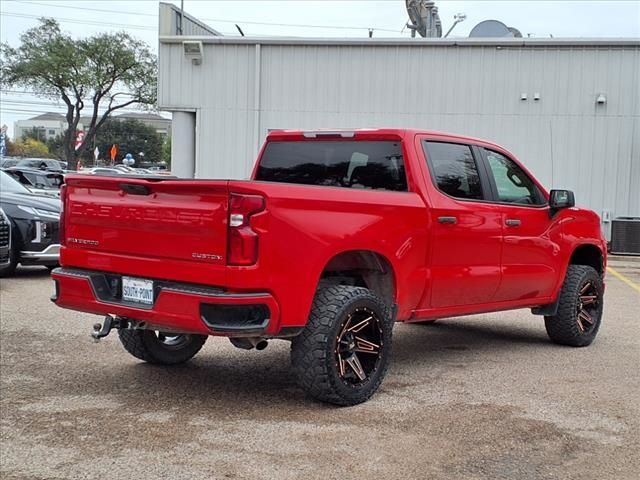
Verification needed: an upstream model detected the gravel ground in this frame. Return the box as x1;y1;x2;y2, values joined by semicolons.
1;261;639;480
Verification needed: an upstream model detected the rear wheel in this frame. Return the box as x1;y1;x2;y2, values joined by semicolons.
544;265;604;347
291;285;393;406
118;329;207;365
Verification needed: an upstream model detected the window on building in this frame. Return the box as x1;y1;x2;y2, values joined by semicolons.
485;150;545;205
256;141;408;192
48;129;56;136
423;141;484;200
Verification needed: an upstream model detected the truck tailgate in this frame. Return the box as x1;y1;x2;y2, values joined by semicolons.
64;176;229;267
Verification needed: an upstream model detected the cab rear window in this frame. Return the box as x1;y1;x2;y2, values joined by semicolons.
256;141;408;192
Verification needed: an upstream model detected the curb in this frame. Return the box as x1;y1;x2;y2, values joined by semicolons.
608;254;640;264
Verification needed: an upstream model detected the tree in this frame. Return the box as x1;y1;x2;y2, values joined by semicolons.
95;118;163;165
6;138;23;157
1;19;157;170
21;126;46;142
46;132;66;161
8;137;51;157
23;138;51;157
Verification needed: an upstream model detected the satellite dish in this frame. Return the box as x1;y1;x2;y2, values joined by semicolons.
405;0;442;38
508;27;523;38
469;19;513;37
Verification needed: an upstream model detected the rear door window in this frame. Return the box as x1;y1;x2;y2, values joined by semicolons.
423;141;484;200
256;141;408;192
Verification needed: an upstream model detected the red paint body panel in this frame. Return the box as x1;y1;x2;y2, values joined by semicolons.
53;129;607;336
52;270;280;336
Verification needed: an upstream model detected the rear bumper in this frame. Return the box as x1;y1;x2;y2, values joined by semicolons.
51;267;281;337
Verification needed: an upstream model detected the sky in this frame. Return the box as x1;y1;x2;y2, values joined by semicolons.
1;0;639;137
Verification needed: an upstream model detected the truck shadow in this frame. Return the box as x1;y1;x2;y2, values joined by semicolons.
79;319;553;411
9;266;52;278
389;319;553;367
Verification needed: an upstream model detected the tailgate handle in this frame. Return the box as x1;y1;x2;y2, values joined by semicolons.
119;183;151;195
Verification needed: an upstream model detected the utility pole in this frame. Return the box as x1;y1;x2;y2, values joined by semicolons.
178;0;184;35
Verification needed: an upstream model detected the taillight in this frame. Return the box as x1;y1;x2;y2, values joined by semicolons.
59;184;67;246
227;193;265;266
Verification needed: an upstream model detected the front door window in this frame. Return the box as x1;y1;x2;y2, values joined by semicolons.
485;150;545;205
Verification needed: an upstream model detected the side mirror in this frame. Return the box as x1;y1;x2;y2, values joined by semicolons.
549;189;575;217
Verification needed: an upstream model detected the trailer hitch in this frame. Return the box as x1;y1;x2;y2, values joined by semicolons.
91;316;126;342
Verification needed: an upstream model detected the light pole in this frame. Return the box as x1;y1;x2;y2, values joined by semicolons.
444;13;467;38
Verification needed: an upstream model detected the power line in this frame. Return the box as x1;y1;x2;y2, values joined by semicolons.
200;18;399;33
9;0;157;17
1;100;159;116
1;11;237;35
8;0;401;33
2;108;151;118
1;89;138;99
1;90;44;95
2;108;64;115
2;12;157;31
2;97;139;107
2;98;64;105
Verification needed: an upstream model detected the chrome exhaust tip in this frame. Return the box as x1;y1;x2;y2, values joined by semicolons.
229;337;269;350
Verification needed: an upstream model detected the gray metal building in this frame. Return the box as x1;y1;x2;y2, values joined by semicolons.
158;9;639;238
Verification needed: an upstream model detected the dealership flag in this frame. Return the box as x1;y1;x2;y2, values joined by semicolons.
74;130;85;151
110;144;117;165
0;124;7;157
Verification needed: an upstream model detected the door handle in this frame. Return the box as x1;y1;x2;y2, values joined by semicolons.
119;183;151;195
438;216;457;224
505;218;521;227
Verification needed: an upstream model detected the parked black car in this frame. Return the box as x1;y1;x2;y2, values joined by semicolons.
0;171;61;277
0;208;11;270
3;167;64;198
0;157;64;172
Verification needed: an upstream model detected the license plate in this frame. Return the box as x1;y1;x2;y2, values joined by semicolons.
122;276;154;305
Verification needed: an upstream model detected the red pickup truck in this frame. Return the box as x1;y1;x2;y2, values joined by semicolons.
52;129;607;405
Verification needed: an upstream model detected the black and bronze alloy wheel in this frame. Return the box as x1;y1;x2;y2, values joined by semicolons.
576;281;600;335
545;264;604;347
291;285;393;406
335;307;383;385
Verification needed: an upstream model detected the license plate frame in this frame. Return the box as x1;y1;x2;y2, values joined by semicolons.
122;276;154;305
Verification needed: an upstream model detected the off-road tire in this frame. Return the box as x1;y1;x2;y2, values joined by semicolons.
118;329;207;365
544;265;604;347
291;285;393;406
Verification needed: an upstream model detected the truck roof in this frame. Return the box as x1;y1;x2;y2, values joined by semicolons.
265;128;504;150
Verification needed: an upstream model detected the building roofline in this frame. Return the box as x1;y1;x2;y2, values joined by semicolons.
159;2;221;36
159;35;640;47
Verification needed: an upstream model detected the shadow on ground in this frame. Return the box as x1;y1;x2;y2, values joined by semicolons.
3;317;557;414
